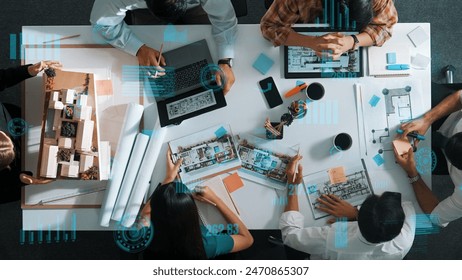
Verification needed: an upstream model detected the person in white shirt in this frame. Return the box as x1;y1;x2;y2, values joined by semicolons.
280;155;416;260
395;90;462;227
90;0;237;94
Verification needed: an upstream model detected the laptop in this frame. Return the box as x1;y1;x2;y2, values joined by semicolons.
150;39;227;127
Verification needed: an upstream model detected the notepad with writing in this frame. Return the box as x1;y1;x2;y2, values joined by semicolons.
368;44;411;77
195;176;240;226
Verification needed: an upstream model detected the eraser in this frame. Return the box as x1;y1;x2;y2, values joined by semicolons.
386;52;396;64
372;154;385;166
369;95;381;107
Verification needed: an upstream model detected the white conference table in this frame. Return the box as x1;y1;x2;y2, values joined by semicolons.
22;23;431;230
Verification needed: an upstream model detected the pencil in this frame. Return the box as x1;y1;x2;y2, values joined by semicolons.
42;34;80;44
202;197;217;207
292;147;301;182
154;43;164;78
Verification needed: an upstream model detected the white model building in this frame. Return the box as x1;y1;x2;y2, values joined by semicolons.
58;137;74;149
74;105;93;121
75;120;94;151
61;89;76;104
79;154;94;172
39;144;59;178
60;161;79;178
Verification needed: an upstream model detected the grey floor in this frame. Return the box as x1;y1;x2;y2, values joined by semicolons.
1;0;462;259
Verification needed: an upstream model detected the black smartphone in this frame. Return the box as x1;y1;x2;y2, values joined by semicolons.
258;77;283;108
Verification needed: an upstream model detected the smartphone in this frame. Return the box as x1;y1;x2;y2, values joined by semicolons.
258;77;283;108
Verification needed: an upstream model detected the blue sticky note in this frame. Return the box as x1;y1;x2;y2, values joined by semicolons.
252;53;274;75
369;95;381;107
373;154;385;166
386;52;396;64
296;80;305;86
215;126;228;138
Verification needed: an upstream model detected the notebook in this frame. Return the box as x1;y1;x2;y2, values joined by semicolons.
195;176;240;226
368;44;411;77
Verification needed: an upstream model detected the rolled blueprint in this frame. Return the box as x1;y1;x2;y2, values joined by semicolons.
99;103;144;227
122;124;167;227
111;133;150;221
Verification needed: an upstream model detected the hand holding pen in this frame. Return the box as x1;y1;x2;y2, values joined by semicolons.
193;186;219;207
398;118;431;147
136;44;166;78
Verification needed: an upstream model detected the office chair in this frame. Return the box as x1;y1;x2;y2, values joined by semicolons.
125;0;248;25
264;0;274;9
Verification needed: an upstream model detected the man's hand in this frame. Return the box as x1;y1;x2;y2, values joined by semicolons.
216;64;235;95
136;44;166;78
28;60;62;76
286;155;303;185
163;149;183;184
399;118;431;147
308;33;354;60
394;147;418;177
19;173;53;185
317;194;358;223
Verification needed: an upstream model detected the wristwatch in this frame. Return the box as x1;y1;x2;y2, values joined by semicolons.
350;35;359;51
218;58;233;68
408;174;420;184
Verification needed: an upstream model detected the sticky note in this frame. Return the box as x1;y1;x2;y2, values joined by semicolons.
214;126;228;138
223;173;244;193
328;166;347;184
386;52;396;64
411;53;431;69
96;80;113;96
392;139;412;156
369;95;380;107
373;154;385;166
252;53;274;75
407;26;429;47
296;80;305;86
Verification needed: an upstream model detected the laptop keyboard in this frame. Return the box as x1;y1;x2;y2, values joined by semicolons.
152;59;208;98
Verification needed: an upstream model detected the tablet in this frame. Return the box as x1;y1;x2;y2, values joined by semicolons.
284;27;363;79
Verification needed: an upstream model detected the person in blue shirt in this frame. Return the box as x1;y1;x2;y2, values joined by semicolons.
90;0;237;94
140;150;253;259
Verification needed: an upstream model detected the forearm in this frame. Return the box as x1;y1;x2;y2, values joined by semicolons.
0;65;33;91
411;178;440;214
284;30;316;48
356;32;374;48
215;199;251;238
425;90;462;124
408;170;440;214
284;193;299;212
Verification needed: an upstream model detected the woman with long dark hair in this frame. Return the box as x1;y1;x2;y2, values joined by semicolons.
140;150;253;259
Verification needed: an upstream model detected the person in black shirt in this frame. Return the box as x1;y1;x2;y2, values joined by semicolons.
1;60;61;202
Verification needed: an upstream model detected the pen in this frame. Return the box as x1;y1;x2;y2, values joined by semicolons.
396;129;426;140
284;83;307;98
386;64;410;70
42;34;80;44
154;43;164;78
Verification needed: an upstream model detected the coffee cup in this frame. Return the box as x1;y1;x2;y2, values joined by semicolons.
305;82;325;101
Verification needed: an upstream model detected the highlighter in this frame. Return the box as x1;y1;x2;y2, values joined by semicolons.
386;64;410;70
